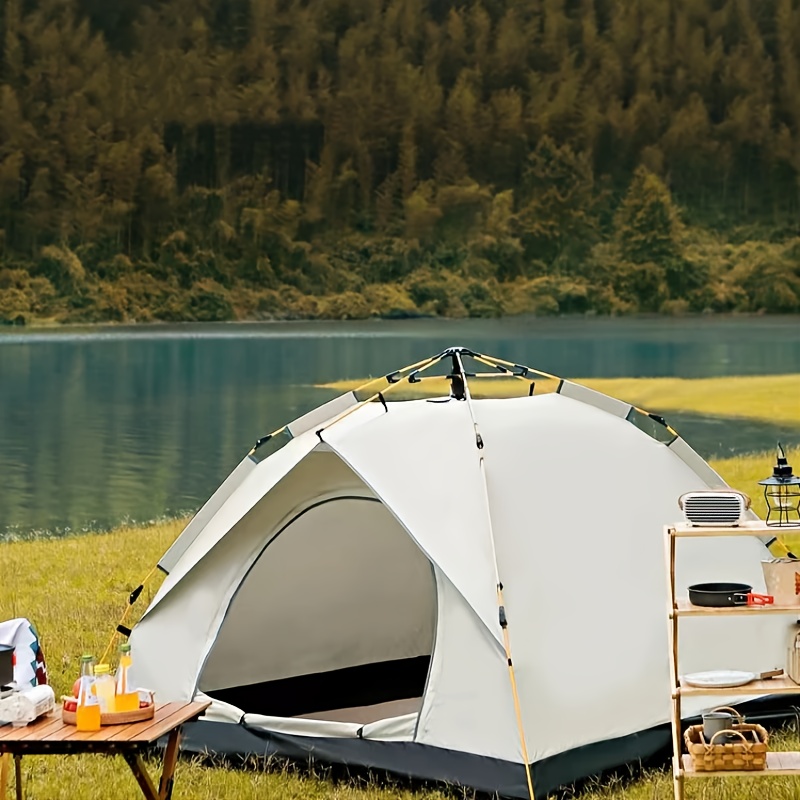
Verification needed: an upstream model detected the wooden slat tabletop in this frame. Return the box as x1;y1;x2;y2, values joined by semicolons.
0;702;209;751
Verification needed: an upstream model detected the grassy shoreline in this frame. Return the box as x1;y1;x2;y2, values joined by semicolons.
1;447;799;798
321;373;800;426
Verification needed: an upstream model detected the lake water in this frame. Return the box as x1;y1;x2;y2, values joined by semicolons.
2;315;800;538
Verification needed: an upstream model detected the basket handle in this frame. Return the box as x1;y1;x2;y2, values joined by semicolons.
709;706;744;721
706;729;750;749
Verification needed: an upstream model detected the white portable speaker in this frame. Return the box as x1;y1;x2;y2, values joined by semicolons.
678;490;751;526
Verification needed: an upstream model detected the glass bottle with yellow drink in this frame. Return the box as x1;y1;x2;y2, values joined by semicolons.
76;654;101;731
115;643;139;712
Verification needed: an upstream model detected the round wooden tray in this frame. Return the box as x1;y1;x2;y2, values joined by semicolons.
61;693;155;726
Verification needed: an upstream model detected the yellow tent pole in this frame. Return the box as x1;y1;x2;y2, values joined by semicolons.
472;352;561;382
247;353;444;456
454;352;537;800
474;354;683;432
315;354;445;436
98;562;162;666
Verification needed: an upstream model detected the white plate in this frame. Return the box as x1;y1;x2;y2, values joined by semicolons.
682;670;757;688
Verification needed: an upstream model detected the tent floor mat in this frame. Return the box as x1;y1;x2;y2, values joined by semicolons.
294;697;421;724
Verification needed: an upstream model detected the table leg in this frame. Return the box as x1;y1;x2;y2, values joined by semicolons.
123;752;159;800
159;726;183;800
13;756;21;800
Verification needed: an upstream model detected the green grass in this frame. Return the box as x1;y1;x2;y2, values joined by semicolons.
3;450;800;798
319;374;800;426
584;375;800;427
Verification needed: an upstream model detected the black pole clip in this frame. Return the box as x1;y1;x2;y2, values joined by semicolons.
498;606;508;629
253;433;273;451
129;585;144;606
116;624;132;637
385;371;401;384
449;352;466;400
450;374;466;400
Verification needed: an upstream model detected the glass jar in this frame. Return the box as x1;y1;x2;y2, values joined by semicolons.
93;663;116;714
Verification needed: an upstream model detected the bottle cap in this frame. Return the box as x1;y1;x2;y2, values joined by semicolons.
119;643;131;653
81;654;94;662
94;663;110;675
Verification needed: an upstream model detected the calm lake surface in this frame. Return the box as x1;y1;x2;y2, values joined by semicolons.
2;315;800;538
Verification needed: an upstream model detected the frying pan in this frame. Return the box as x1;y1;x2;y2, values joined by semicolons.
688;582;774;607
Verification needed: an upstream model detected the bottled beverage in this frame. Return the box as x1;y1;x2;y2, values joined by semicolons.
75;654;100;731
114;643;139;712
93;663;116;714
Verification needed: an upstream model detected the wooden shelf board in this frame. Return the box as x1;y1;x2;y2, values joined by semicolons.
678;675;800;696
669;521;797;537
674;599;800;616
683;751;800;777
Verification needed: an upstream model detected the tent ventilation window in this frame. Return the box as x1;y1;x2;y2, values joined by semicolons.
625;407;679;445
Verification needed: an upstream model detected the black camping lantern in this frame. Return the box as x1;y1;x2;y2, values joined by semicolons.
759;443;800;527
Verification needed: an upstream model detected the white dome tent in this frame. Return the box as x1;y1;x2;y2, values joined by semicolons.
128;347;794;799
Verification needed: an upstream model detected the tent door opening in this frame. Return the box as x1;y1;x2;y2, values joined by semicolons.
197;495;437;726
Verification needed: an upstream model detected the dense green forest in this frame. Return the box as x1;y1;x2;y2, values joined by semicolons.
1;0;800;323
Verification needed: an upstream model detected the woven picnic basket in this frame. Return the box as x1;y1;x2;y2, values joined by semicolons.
684;707;769;772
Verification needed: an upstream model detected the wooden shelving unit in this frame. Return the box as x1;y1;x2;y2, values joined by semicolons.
666;521;800;799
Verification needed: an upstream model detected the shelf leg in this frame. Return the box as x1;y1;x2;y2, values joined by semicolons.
673;769;684;800
665;528;684;800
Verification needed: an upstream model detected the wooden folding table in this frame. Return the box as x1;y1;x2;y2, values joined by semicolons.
0;700;209;800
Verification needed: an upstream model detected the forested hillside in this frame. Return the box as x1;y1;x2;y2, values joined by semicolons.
2;0;800;323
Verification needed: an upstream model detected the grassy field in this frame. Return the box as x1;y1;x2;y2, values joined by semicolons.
320;373;800;426
1;449;800;798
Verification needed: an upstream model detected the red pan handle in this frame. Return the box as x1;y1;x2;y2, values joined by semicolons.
747;592;774;606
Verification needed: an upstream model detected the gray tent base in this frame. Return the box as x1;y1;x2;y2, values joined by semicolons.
167;697;800;800
168;720;668;799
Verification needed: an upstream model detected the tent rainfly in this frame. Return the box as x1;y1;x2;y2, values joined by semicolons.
128;347;795;799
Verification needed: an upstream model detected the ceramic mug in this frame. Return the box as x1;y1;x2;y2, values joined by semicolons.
703;711;733;741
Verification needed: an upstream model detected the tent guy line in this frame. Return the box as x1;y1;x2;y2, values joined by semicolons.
453;348;536;800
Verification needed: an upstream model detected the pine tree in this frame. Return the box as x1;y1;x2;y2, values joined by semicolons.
515;135;597;269
613;165;682;265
